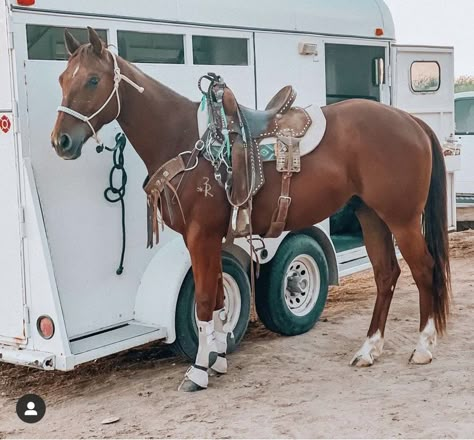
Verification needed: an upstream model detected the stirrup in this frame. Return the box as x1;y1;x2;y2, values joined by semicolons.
231;206;251;237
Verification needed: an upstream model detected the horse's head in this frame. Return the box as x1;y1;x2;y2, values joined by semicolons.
51;27;117;159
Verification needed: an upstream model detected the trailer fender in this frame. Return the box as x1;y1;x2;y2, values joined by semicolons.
134;237;191;343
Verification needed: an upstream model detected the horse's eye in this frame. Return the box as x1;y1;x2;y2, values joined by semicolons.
87;76;100;87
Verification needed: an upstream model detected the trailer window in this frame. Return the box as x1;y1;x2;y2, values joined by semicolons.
410;62;440;93
118;31;184;64
26;25;107;61
455;98;474;135
325;44;385;104
192;36;248;66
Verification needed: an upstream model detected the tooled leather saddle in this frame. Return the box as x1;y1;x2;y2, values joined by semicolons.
199;75;314;239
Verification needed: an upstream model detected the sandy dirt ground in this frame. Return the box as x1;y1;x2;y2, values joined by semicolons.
0;231;473;439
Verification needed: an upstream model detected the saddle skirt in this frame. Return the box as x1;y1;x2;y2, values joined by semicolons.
197;102;327;163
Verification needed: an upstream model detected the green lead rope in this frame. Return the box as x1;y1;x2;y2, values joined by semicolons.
96;132;128;275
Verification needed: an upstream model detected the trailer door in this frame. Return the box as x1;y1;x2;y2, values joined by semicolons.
391;45;458;230
0;9;25;344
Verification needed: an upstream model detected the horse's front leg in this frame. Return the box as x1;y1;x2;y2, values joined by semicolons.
210;261;235;375
179;232;222;392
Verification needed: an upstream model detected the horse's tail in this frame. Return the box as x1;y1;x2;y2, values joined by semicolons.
412;115;451;334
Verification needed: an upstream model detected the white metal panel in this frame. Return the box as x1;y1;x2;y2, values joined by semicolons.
22;160;72;360
0;1;13;110
454;93;474;195
0;112;24;343
456;133;474;195
254;33;326;109
391;45;454;142
391;45;458;230
10;0;395;40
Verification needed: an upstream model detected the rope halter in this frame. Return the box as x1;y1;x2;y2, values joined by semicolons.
57;49;144;144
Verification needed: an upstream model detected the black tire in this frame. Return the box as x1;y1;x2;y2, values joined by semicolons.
171;253;251;361
256;234;329;336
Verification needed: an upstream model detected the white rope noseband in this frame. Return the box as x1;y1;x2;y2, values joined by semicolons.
57;49;144;143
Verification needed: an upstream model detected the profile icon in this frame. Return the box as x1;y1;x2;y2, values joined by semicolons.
24;401;38;416
16;394;46;423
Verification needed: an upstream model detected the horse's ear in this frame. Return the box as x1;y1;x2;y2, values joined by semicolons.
64;29;80;57
87;26;103;56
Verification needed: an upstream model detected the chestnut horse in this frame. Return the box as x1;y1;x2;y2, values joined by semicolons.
51;28;450;391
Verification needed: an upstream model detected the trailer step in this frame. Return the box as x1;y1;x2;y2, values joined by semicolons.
70;322;166;355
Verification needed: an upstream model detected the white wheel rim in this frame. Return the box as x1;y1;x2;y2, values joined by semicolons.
194;273;241;331
284;254;321;317
222;273;241;331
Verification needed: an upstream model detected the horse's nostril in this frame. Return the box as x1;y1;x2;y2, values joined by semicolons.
59;133;72;151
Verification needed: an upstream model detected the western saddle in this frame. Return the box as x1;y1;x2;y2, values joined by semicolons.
219;82;312;239
143;75;313;248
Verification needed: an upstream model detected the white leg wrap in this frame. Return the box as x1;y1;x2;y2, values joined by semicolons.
351;330;384;367
410;318;437;364
195;319;218;368
211;309;229;374
213;308;229;353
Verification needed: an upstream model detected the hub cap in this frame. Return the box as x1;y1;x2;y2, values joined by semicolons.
284;254;321;316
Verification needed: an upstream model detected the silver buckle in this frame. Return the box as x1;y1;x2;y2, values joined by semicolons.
179;151;199;171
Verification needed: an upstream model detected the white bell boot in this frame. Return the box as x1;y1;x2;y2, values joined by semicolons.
178;319;218;392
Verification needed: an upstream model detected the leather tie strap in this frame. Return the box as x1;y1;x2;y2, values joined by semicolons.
265;172;292;238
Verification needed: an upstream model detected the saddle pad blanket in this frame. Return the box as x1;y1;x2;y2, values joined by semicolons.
197;101;327;162
258;105;326;161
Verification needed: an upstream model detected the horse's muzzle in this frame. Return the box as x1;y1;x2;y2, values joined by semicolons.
51;132;83;160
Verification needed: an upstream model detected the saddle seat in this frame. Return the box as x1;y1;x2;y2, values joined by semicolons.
238;86;311;139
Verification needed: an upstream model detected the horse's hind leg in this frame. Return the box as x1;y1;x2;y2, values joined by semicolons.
351;205;401;367
179;232;221;392
391;220;437;364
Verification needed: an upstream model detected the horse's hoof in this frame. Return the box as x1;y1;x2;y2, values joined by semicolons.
178;378;206;392
350;331;383;367
409;349;433;365
208;368;223;377
350;353;374;367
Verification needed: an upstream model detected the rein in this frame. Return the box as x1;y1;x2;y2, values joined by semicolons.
57;49;144;143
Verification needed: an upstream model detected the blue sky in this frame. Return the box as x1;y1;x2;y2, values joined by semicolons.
384;0;474;77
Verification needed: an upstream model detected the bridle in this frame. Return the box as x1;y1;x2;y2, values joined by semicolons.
57;49;144;143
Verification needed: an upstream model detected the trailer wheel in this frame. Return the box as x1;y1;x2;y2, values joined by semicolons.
256;234;329;335
172;253;251;361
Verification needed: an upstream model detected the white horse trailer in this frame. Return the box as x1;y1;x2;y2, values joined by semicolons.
455;92;474;198
0;0;459;370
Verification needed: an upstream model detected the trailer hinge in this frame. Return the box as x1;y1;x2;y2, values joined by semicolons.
23;305;31;338
19;205;26;239
8;30;14;51
13;100;20;134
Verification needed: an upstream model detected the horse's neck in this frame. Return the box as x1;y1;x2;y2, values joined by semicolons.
116;59;199;176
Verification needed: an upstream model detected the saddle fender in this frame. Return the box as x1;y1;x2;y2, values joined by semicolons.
135;236;191;343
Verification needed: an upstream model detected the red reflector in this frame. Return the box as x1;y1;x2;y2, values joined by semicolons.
37;316;55;339
17;0;35;5
375;28;384;36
